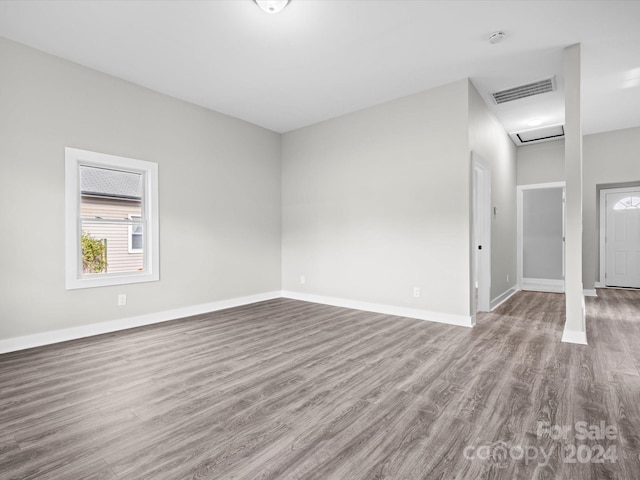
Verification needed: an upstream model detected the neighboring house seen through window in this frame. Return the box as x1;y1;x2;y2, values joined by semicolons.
65;148;159;289
128;215;143;254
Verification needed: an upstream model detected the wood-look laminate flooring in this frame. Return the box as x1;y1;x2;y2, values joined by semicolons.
2;289;640;479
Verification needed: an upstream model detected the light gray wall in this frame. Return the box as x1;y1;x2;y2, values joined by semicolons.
468;82;518;302
0;37;282;340
517;140;565;185
523;188;564;280
281;80;472;318
517;127;640;289
584;126;640;289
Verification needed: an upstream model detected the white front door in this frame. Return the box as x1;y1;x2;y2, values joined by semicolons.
605;190;640;288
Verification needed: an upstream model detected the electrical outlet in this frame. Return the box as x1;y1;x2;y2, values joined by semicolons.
118;294;127;306
413;287;420;298
506;274;509;283
300;275;306;285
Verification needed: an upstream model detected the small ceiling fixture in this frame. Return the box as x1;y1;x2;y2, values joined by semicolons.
254;0;290;14
489;31;506;44
527;118;544;127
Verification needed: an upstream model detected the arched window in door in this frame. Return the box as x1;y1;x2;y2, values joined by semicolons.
613;196;640;210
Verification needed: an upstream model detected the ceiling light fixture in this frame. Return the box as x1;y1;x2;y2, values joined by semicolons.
254;0;290;14
527;118;544;127
489;31;506;44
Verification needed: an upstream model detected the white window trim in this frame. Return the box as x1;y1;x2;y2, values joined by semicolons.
128;214;143;254
65;147;159;289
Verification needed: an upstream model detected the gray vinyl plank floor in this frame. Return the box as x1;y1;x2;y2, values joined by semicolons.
1;289;640;479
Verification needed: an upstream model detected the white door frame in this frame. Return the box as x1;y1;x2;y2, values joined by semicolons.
472;152;491;314
517;181;566;292
599;186;640;286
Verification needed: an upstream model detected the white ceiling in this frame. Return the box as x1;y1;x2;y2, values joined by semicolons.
1;0;639;136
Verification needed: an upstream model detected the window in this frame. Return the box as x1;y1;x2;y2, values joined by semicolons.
65;148;159;289
128;215;143;253
614;196;640;210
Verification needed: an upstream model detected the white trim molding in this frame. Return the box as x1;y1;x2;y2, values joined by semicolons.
561;328;588;345
583;289;597;297
599;186;640;287
490;287;518;311
561;293;587;345
517;182;566;294
65;147;160;290
0;291;281;354
0;290;477;354
282;291;475;328
472;152;492;313
521;278;565;293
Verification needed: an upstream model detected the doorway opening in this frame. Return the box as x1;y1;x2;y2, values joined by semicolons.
517;182;566;293
600;186;640;289
472;152;491;316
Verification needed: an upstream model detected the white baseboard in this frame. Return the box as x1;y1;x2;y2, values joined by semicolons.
0;289;489;354
491;287;518;310
521;278;565;293
595;281;605;288
583;289;597;297
561;328;588;345
281;291;474;328
562;294;588;345
0;291;281;354
2;284;599;354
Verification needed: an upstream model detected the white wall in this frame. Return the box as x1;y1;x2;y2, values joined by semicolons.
517;126;640;290
281;80;472;320
0;37;282;340
517;140;565;186
468;82;517;303
0;36;523;343
584;126;640;289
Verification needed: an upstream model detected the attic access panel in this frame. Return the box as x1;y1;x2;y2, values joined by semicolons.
517;124;565;143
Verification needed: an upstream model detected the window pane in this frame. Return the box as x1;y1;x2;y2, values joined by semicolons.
80;165;142;198
81;232;107;274
129;214;143;252
66;147;158;289
80;165;142;220
82;221;144;274
131;233;143;250
79;165;145;274
614;196;640;210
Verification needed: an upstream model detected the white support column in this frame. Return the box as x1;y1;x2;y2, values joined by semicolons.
562;43;587;344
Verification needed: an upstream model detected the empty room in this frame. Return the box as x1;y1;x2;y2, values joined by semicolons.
2;1;640;479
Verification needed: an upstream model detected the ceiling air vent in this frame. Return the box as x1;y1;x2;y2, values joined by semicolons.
509;124;565;146
491;77;556;104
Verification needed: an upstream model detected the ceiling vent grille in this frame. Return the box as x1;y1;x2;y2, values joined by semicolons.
491;77;556;104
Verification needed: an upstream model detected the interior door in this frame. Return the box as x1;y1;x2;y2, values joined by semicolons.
605;190;640;288
472;155;491;313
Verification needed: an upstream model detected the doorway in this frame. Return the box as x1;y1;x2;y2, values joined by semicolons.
472;152;491;314
517;182;566;292
600;187;640;288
